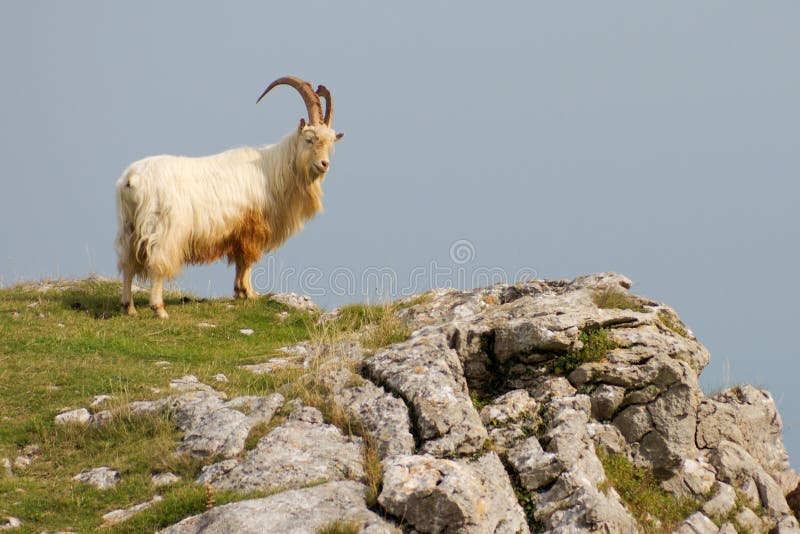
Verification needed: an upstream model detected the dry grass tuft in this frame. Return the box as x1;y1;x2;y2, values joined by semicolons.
593;288;646;312
657;309;689;338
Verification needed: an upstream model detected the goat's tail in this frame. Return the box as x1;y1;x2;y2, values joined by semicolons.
115;169;149;278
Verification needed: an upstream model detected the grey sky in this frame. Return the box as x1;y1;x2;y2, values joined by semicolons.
1;2;799;465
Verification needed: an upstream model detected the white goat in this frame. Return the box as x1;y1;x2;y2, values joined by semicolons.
115;76;344;318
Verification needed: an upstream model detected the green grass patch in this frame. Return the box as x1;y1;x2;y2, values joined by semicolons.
592;288;646;313
0;278;417;531
552;327;615;375
599;450;699;532
0;278;321;532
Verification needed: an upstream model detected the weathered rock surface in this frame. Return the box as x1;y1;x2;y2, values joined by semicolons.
160;481;395;534
115;273;797;534
269;292;318;312
378;452;528;534
697;384;797;490
103;496;163;526
0;517;22;531
365;331;487;456
197;409;364;493
55;408;91;425
73;467;119;490
673;512;718;534
334;380;415;459
176;393;284;458
152;472;181;487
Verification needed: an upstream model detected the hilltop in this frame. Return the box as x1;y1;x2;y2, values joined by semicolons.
1;273;799;533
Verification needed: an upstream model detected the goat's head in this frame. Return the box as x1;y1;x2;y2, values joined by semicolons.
257;76;344;180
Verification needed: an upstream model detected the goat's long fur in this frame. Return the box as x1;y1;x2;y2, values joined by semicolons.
115;79;342;319
115;134;323;280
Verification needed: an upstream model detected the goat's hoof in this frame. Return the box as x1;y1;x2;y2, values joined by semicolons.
150;305;169;319
121;303;138;316
245;291;260;300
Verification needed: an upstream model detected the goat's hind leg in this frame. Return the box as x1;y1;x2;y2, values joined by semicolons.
120;266;138;316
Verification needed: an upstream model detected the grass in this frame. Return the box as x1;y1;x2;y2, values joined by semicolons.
657;309;689;338
316;519;361;534
599;450;699;532
0;278;409;533
551;327;615;375
324;302;410;350
593;288;646;313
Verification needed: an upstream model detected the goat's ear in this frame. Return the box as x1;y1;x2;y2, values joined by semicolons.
335;132;344;142
297;118;306;132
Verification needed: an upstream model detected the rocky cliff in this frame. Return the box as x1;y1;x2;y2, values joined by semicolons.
106;273;799;533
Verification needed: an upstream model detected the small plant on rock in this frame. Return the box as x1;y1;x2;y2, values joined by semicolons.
316;520;361;534
593;288;646;312
552;327;615;375
657;309;689;338
598;449;699;531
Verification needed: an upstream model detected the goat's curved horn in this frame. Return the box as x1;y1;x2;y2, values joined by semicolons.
257;76;323;125
316;85;333;126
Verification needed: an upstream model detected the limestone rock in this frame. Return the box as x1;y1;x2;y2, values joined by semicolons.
701;482;736;519
55;408;91;425
527;376;577;403
586;423;628;456
197;419;363;493
269;292;318;312
733;507;763;533
507;436;561;491
711;440;792;518
613;404;653;444
590;384;625;421
674;458;717;496
378;453;529;534
697;385;795;486
334;380;415;460
160;481;394;534
103;495;163;526
73;467;119;490
531;395;638;532
152;472;181;487
287;401;324;423
90;410;112;426
0;517;22;530
479;389;537;427
637;383;701;475
81;273;800;532
169;375;216;393
365;332;487;456
90;394;113;406
673;512;718;534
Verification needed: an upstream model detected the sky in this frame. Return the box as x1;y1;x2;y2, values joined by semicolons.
1;2;798;465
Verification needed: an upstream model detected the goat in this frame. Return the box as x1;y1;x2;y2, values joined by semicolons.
115;76;344;318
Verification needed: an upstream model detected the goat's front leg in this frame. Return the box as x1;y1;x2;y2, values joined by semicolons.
149;274;169;319
234;261;259;300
